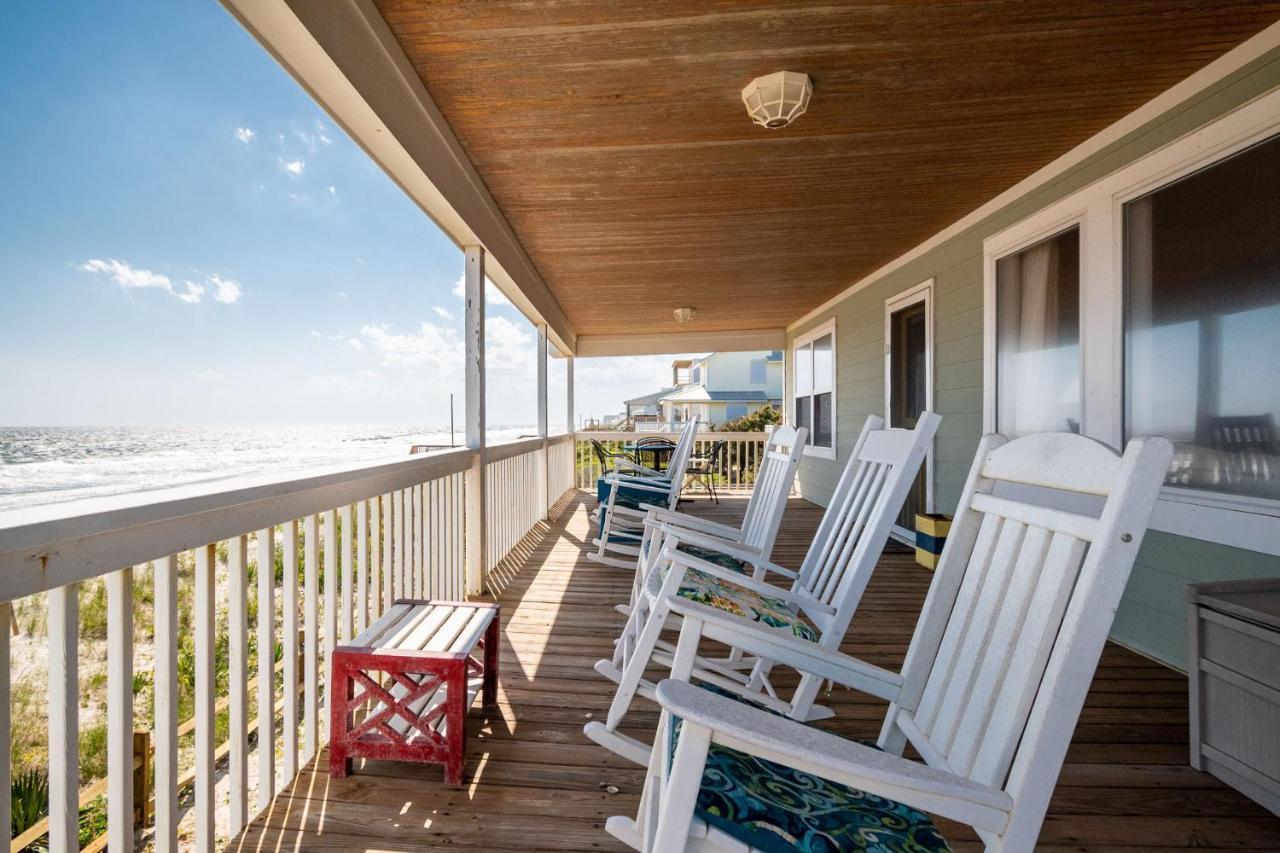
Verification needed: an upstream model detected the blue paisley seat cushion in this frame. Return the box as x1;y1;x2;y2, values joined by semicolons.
673;568;818;643
693;741;949;853
596;475;670;509
666;689;949;852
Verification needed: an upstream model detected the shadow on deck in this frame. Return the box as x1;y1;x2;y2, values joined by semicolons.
230;493;1280;852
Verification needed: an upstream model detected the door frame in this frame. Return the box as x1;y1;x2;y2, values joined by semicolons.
884;278;936;543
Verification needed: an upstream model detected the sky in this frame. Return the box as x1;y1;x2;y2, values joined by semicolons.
0;0;687;429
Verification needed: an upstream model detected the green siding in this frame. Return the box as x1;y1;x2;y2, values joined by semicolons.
789;49;1280;671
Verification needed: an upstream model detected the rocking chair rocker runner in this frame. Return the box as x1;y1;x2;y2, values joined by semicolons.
610;431;1174;852
586;413;940;765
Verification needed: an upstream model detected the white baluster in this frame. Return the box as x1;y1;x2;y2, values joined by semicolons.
303;515;319;762
229;535;249;835
0;602;10;850
256;525;276;809
340;503;353;642
48;583;79;853
381;493;393;609
394;489;405;600
194;544;216;852
107;566;134;852
357;500;369;634
323;511;337;731
282;520;299;781
153;555;178;852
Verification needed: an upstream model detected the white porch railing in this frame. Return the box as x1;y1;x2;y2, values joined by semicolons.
572;430;771;492
0;436;575;852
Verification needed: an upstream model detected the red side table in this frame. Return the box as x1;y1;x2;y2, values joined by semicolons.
329;599;500;785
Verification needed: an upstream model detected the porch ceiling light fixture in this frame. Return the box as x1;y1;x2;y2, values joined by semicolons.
741;71;812;129
673;307;697;324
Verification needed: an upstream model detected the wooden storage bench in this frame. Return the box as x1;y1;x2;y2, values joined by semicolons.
329;599;500;785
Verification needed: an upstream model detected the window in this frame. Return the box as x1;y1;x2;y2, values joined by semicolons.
995;227;1081;436
793;323;836;455
691;365;702;384
983;89;1280;553
725;403;748;421
749;358;767;384
1124;135;1280;500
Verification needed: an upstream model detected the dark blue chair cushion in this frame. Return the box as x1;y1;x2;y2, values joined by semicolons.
668;688;949;853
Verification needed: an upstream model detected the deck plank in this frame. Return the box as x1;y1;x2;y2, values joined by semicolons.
230;493;1280;851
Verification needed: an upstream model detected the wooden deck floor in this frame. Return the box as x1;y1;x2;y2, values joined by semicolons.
231;493;1280;852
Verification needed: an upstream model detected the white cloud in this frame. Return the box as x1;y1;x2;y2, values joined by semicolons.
176;281;205;304
280;159;305;176
432;306;454;321
451;273;510;306
209;274;243;304
79;258;242;307
80;258;172;292
336;291;349;299
233;127;255;143
194;368;224;382
346;338;363;351
328;186;337;199
360;315;532;374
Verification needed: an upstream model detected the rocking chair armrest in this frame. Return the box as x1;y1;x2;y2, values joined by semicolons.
614;459;663;477
664;596;900;702
655;679;1014;832
660;527;797;580
642;507;744;540
601;476;674;495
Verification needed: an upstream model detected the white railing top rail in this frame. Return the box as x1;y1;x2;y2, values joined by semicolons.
0;446;477;602
573;430;769;442
486;434;569;464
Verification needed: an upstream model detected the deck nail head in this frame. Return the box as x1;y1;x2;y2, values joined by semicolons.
1120;533;1132;543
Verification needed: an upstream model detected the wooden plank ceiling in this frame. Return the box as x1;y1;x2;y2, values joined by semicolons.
373;1;1280;337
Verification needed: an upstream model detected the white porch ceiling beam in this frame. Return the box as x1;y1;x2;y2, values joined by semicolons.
220;0;576;354
576;329;787;358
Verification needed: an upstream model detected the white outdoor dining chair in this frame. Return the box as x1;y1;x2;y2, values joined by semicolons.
586;413;940;765
609;431;1174;853
588;417;701;568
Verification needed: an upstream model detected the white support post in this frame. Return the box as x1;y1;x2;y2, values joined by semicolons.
464;245;487;596
0;602;10;852
566;355;575;434
537;322;549;517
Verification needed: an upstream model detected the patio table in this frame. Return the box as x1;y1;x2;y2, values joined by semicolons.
622;440;675;472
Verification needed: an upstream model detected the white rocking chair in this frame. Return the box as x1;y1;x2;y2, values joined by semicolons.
588;417;701;569
609;431;1174;853
614;424;808;617
585;413;939;765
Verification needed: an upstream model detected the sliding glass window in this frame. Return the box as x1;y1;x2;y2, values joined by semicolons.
1124;135;1280;500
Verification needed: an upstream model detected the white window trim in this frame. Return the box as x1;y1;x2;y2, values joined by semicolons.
885;279;936;524
791;318;838;459
983;85;1280;556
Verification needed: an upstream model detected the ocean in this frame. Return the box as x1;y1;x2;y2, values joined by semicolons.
0;425;540;512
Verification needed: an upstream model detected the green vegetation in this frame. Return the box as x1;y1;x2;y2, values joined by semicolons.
715;405;782;432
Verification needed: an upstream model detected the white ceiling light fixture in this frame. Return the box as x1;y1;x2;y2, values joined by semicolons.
673;307;697;324
741;71;813;129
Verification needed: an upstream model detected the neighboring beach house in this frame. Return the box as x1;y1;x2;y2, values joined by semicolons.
627;351;783;428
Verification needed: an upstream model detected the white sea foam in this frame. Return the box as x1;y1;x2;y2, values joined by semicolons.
0;425;539;511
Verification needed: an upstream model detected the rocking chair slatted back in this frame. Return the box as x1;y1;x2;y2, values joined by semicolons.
735;426;807;556
795;413;941;640
881;432;1172;846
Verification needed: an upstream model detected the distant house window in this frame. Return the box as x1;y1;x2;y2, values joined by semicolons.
725;403;748;421
691;366;702;384
792;322;836;455
749;359;767;384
